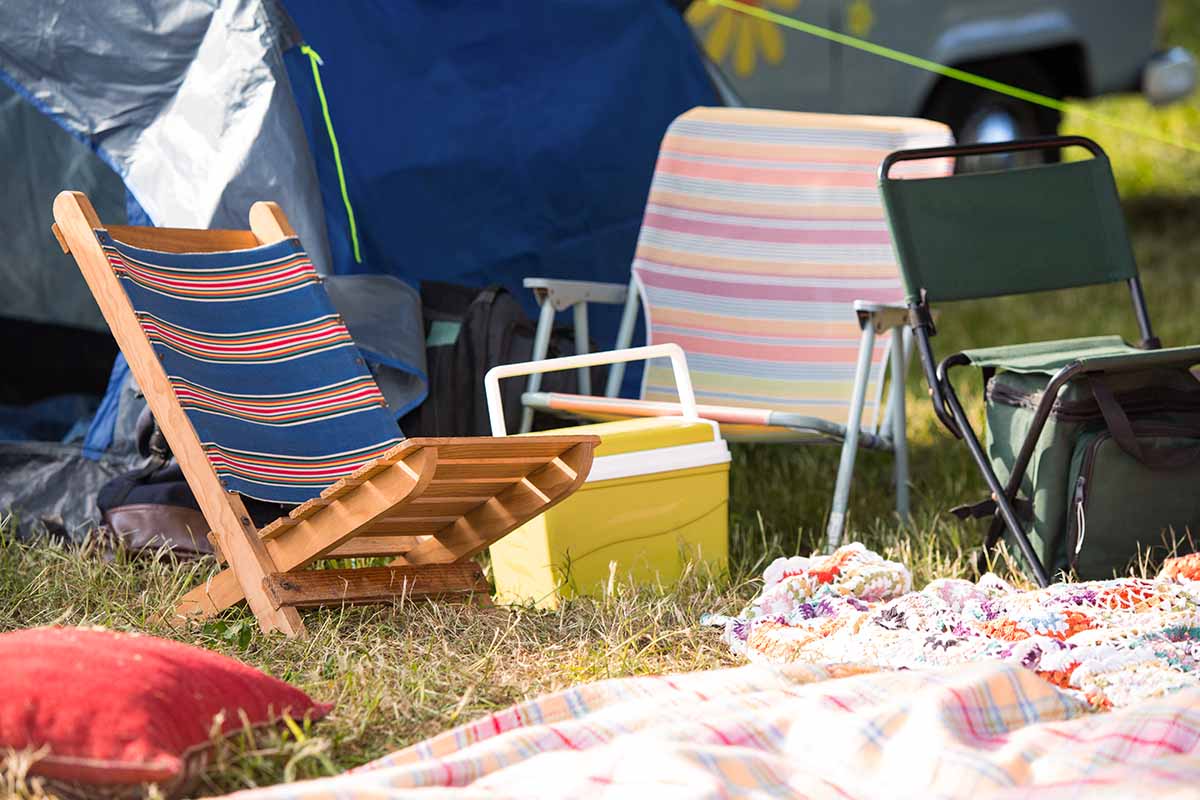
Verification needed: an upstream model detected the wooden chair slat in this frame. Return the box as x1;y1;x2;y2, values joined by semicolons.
364;518;449;535
263;563;490;609
431;439;583;460
423;478;519;496
432;461;545;481
322;535;425;558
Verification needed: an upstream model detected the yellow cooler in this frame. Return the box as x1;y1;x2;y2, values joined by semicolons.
490;416;730;608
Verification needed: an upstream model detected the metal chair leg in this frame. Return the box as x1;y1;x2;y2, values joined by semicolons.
603;278;642;398
573;303;591;395
520;300;559;433
827;322;875;550
942;380;1051;587
889;328;910;522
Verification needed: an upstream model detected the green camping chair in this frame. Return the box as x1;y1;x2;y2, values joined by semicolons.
879;136;1200;587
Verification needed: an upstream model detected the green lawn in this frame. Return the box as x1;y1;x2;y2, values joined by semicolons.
5;5;1200;797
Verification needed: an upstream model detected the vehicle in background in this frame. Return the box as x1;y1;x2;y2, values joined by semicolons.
684;0;1196;167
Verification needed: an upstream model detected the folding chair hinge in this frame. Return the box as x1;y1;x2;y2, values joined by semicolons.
856;304;909;334
908;294;936;335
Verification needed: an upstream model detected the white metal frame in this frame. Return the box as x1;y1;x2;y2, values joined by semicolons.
486;343;697;437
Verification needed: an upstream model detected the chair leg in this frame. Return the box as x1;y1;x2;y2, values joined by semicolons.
520;300;559;433
888;328;910;523
826;323;875;551
174;566;242;621
603;278;642;398
573;303;591;395
176;496;305;636
942;381;1051;587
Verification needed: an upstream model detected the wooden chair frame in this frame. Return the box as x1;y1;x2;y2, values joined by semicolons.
52;191;598;637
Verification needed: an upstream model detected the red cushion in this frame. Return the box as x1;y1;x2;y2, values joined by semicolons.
0;626;330;790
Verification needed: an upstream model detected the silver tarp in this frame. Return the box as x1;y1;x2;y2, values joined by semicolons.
0;0;332;329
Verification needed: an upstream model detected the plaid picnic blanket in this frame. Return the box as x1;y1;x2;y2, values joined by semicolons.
221;659;1200;799
220;546;1200;799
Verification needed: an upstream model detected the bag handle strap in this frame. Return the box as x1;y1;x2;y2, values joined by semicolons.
1088;375;1200;469
97;407;172;512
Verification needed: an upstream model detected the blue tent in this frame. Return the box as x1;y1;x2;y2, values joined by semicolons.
286;3;713;286
283;2;715;379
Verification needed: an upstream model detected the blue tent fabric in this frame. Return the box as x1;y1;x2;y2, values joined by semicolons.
283;1;716;394
82;353;131;459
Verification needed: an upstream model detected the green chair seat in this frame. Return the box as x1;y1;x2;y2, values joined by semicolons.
961;336;1140;373
961;337;1200;375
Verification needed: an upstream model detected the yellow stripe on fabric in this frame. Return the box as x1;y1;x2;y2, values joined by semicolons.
645;367;882;405
706;0;1200;156
648;365;887;391
648;308;866;339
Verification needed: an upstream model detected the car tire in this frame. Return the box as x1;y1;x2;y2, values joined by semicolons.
924;56;1062;171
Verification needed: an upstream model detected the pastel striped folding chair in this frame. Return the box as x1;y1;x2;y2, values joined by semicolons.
52;191;598;638
518;108;951;546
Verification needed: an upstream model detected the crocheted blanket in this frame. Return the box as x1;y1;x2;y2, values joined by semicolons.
220;660;1200;799
709;543;1200;710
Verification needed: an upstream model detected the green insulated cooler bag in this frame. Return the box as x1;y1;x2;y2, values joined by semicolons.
983;367;1200;579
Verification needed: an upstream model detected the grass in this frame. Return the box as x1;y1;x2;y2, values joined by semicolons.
0;504;994;797
5;4;1200;796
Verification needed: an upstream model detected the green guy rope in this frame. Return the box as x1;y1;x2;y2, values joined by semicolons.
706;0;1200;156
301;44;363;263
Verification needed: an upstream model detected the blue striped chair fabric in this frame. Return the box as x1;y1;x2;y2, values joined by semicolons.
99;230;402;504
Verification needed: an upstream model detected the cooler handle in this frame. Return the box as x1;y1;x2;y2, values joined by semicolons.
484;343;698;436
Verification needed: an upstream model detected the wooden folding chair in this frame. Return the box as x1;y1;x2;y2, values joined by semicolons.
52;191;598;637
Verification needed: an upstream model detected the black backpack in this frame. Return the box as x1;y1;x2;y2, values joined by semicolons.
400;282;601;437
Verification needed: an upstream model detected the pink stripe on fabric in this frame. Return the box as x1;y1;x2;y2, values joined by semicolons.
1041;722;1200;754
643;211;892;246
638;268;901;303
657;157;878;187
647;201;886;225
660;332;870;364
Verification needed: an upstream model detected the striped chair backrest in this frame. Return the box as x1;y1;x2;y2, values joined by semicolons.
99;230;402;504
634;108;952;427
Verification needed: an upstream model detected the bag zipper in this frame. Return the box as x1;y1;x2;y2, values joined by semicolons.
1066;437;1103;570
987;376;1200;423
